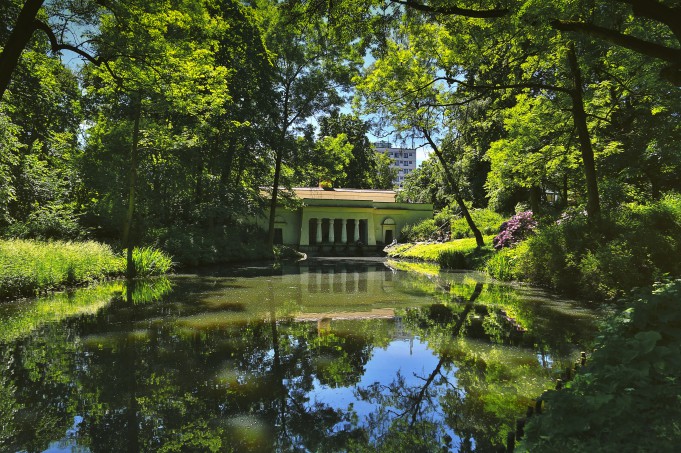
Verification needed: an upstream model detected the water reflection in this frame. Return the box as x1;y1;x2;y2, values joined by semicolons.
0;260;601;452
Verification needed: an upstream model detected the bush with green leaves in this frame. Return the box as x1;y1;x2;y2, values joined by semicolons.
450;208;506;239
505;194;681;300
520;280;681;452
148;225;273;267
400;218;439;242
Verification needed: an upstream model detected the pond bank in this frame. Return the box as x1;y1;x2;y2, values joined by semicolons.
0;239;171;301
384;236;495;270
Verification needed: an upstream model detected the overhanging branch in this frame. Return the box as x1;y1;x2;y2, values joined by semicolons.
390;0;509;18
33;19;101;66
551;20;681;64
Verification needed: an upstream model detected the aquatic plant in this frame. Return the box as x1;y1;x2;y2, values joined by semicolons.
129;246;174;277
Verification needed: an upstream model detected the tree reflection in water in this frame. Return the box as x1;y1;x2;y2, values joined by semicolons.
0;262;599;452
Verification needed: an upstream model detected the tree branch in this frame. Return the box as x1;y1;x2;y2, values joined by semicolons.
551;20;681;65
390;0;509;18
33;19;101;66
613;0;681;40
449;77;573;95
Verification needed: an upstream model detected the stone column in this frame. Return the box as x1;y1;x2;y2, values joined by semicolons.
341;219;348;244
329;218;335;243
316;218;322;244
354;219;360;242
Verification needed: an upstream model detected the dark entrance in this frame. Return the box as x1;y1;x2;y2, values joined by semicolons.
384;229;393;244
274;228;283;245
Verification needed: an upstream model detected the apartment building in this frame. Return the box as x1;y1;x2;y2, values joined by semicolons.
373;141;417;188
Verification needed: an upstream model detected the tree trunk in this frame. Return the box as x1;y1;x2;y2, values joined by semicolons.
423;131;485;247
567;43;601;221
267;144;284;247
0;0;45;101
122;98;142;279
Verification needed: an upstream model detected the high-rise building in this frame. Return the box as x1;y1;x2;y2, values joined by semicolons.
373;141;417;189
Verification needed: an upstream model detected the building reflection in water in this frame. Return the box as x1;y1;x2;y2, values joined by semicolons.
297;261;396;295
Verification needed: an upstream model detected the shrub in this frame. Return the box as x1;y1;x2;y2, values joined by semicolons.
493;211;537;249
5;204;84;240
521;280;681;452
400;218;439;242
510;194;681;300
149;225;273;267
450;209;506;239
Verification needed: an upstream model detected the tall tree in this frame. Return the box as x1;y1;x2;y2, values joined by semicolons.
84;0;230;275
318;113;378;188
256;0;360;247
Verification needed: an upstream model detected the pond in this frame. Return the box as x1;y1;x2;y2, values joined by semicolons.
0;258;603;452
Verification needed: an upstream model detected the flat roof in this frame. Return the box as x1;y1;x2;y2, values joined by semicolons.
292;188;397;203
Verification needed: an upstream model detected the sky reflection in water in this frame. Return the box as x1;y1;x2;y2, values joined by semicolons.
0;259;602;452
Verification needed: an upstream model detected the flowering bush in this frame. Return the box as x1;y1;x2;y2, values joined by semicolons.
493;211;537;249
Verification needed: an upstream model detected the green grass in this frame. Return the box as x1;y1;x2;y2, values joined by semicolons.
130;246;174;277
450;209;505;239
386;236;495;270
0;239;174;300
0;239;124;299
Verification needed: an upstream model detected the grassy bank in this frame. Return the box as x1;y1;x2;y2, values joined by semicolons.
385;236;495;270
0;239;172;300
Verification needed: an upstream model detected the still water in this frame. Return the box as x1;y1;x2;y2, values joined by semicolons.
0;259;601;452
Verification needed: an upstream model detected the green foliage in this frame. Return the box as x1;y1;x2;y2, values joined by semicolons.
129;247;173;277
485;246;524;282
386;237;495;270
0;239;123;300
450;209;506;239
510;195;681;300
521;280;681;452
150;225;273;267
5;203;84;240
400;218;438;242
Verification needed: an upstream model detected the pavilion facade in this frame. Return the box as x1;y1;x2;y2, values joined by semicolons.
259;188;433;254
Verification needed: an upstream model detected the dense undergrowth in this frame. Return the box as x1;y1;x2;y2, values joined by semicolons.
145;225;273;267
0;239;172;300
520;280;681;452
488;195;681;301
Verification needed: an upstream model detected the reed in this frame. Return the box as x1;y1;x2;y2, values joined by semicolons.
0;239;123;300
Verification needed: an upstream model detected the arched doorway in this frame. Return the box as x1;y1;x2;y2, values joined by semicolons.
382;217;396;244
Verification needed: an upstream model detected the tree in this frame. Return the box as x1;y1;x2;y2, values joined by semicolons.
256;0;360;247
84;0;230;275
355;29;486;246
0;0;105;102
318;113;378;188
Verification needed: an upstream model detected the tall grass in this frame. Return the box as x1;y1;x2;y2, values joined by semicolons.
129;247;174;277
0;239;174;300
0;239;123;300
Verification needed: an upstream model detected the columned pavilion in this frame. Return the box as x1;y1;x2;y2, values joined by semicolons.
261;188;433;254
